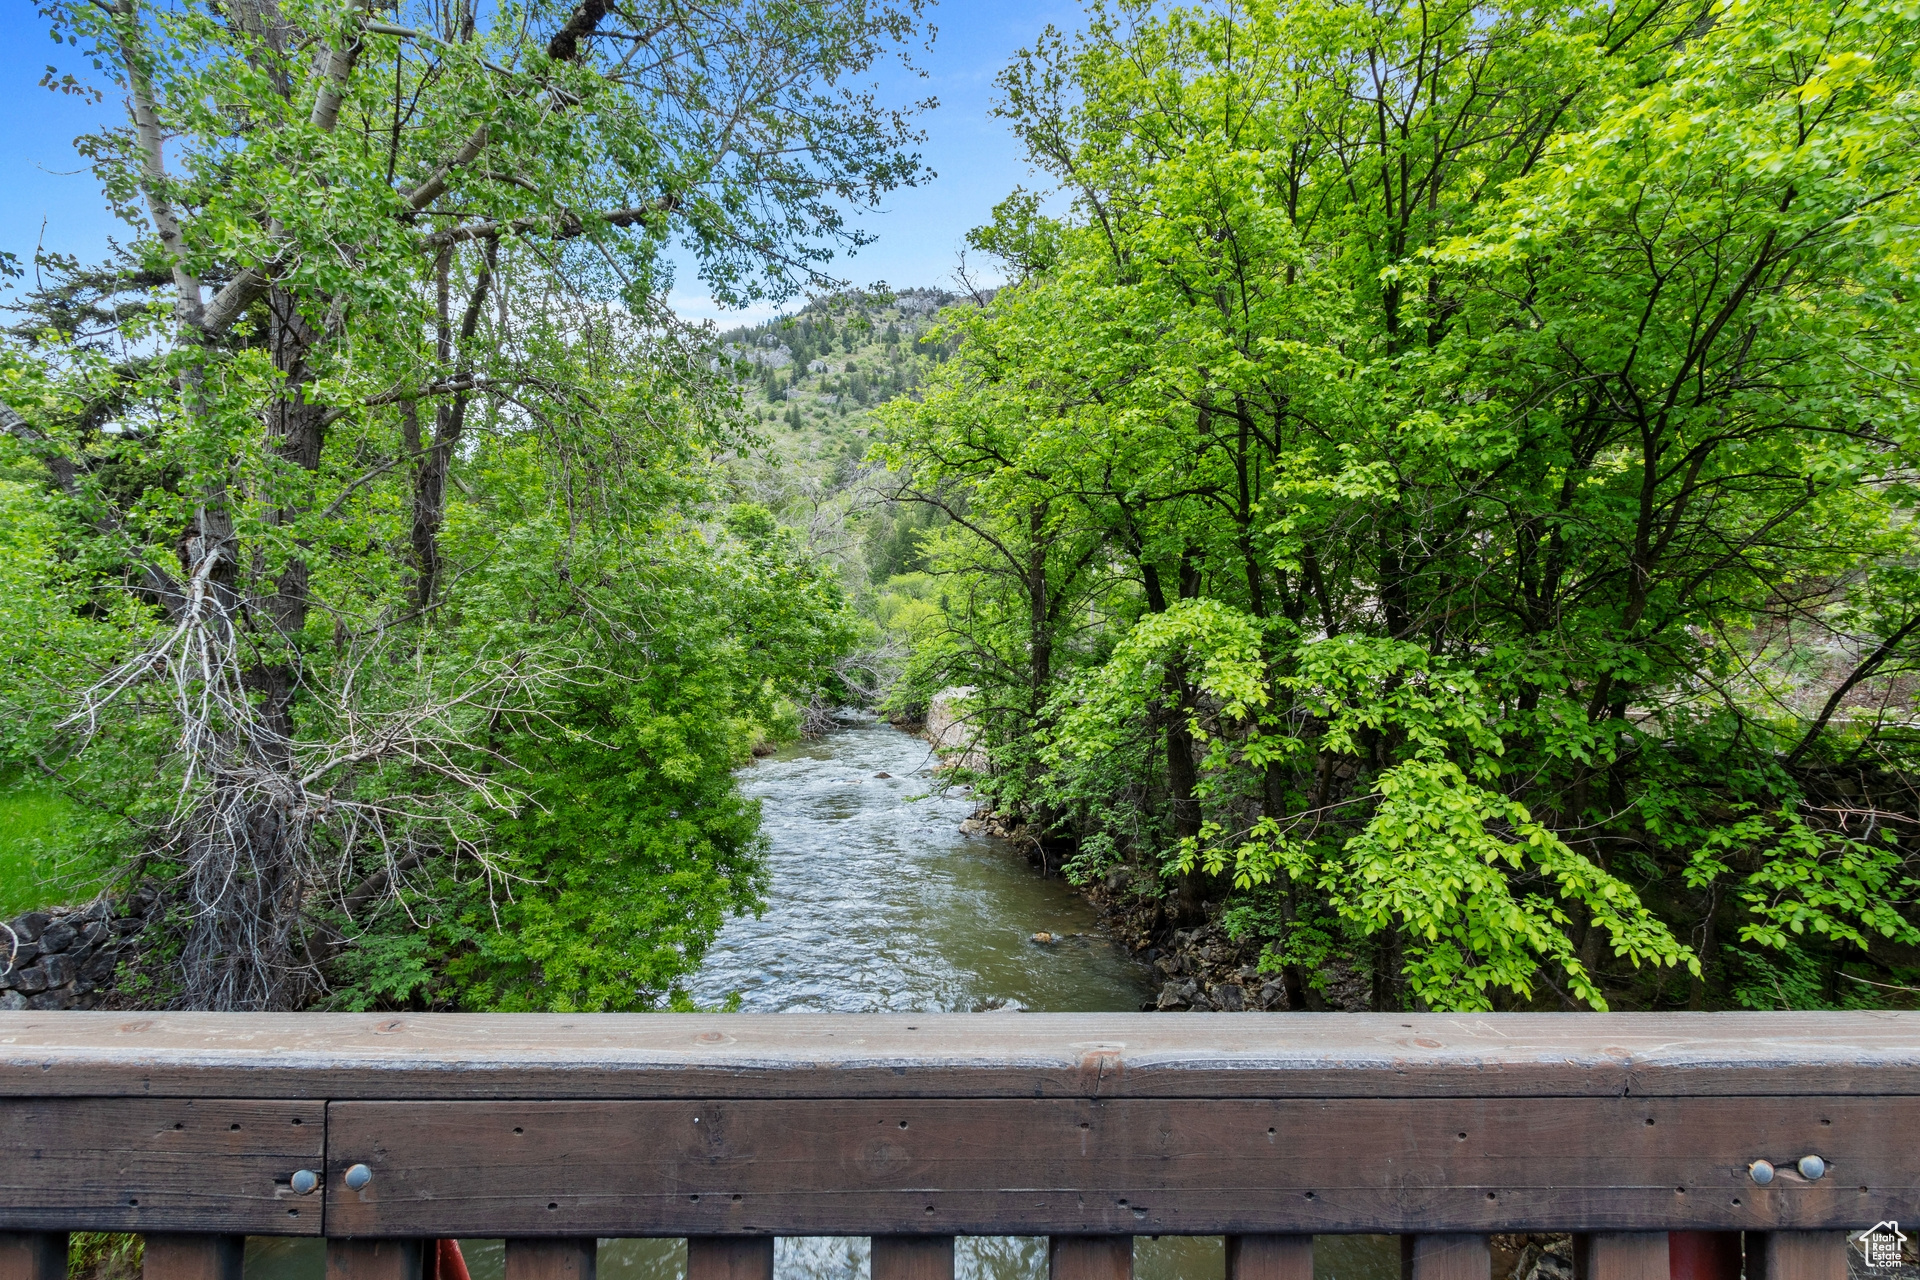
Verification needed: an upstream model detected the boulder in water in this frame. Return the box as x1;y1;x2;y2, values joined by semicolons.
1030;931;1055;945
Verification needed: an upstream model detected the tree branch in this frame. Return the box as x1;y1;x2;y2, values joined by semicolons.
424;195;678;246
546;0;608;62
1785;613;1920;767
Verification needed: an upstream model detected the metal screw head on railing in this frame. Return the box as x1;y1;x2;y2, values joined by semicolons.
1798;1155;1827;1180
290;1169;319;1196
1749;1160;1775;1184
344;1163;373;1191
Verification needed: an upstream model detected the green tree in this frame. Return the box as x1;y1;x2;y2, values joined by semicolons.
880;0;1920;1012
4;0;925;1008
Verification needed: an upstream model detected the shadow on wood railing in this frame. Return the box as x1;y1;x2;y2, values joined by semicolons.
2;1011;1912;1280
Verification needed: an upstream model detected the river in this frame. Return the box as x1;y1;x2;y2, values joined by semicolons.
686;715;1152;1014
246;718;1397;1280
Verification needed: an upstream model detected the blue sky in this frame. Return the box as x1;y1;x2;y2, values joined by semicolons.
0;0;1083;323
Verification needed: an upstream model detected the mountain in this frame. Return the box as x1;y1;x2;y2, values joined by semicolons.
714;287;965;460
712;288;972;595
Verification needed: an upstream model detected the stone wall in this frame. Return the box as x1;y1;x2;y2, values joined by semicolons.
0;886;155;1011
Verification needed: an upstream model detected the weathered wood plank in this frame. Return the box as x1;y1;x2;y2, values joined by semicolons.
1226;1235;1312;1280
5;1012;1920;1100
0;1099;325;1234
0;1232;66;1280
871;1236;954;1280
142;1235;244;1280
1405;1236;1490;1280
685;1238;772;1280
1575;1234;1670;1280
504;1239;595;1280
1750;1233;1848;1280
327;1240;421;1280
1049;1237;1131;1280
321;1095;1898;1236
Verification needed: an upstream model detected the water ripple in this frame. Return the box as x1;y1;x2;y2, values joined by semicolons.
686;717;1152;1014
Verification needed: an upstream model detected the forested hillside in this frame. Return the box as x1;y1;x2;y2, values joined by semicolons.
875;0;1920;1012
713;288;964;611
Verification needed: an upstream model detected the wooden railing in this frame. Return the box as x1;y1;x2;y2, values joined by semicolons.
2;1011;1914;1280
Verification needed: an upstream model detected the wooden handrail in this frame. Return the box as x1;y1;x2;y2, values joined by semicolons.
1;1012;1903;1280
4;1010;1916;1097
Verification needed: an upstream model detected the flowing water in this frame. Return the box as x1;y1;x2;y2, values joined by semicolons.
686;716;1152;1014
245;718;1398;1280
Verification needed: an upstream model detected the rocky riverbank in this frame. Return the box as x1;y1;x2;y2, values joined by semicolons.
921;690;1368;1014
1084;883;1367;1013
954;797;1374;1013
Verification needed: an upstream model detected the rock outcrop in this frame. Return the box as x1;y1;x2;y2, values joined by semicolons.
924;686;988;772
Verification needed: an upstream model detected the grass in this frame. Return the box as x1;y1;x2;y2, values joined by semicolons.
0;778;96;918
69;1234;143;1280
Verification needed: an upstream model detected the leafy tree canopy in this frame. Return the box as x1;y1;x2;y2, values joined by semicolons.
879;0;1920;1012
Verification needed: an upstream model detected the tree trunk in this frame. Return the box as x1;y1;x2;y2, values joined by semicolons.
411;240;495;610
248;286;328;748
1371;927;1404;1011
1262;761;1315;1009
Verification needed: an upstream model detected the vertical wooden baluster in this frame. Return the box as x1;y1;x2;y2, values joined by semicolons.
872;1237;955;1280
506;1240;597;1280
1227;1236;1313;1280
1049;1236;1132;1280
1576;1235;1671;1280
1668;1233;1742;1280
0;1233;68;1280
686;1238;774;1280
143;1235;245;1280
1403;1235;1491;1280
327;1239;425;1280
1750;1234;1847;1280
